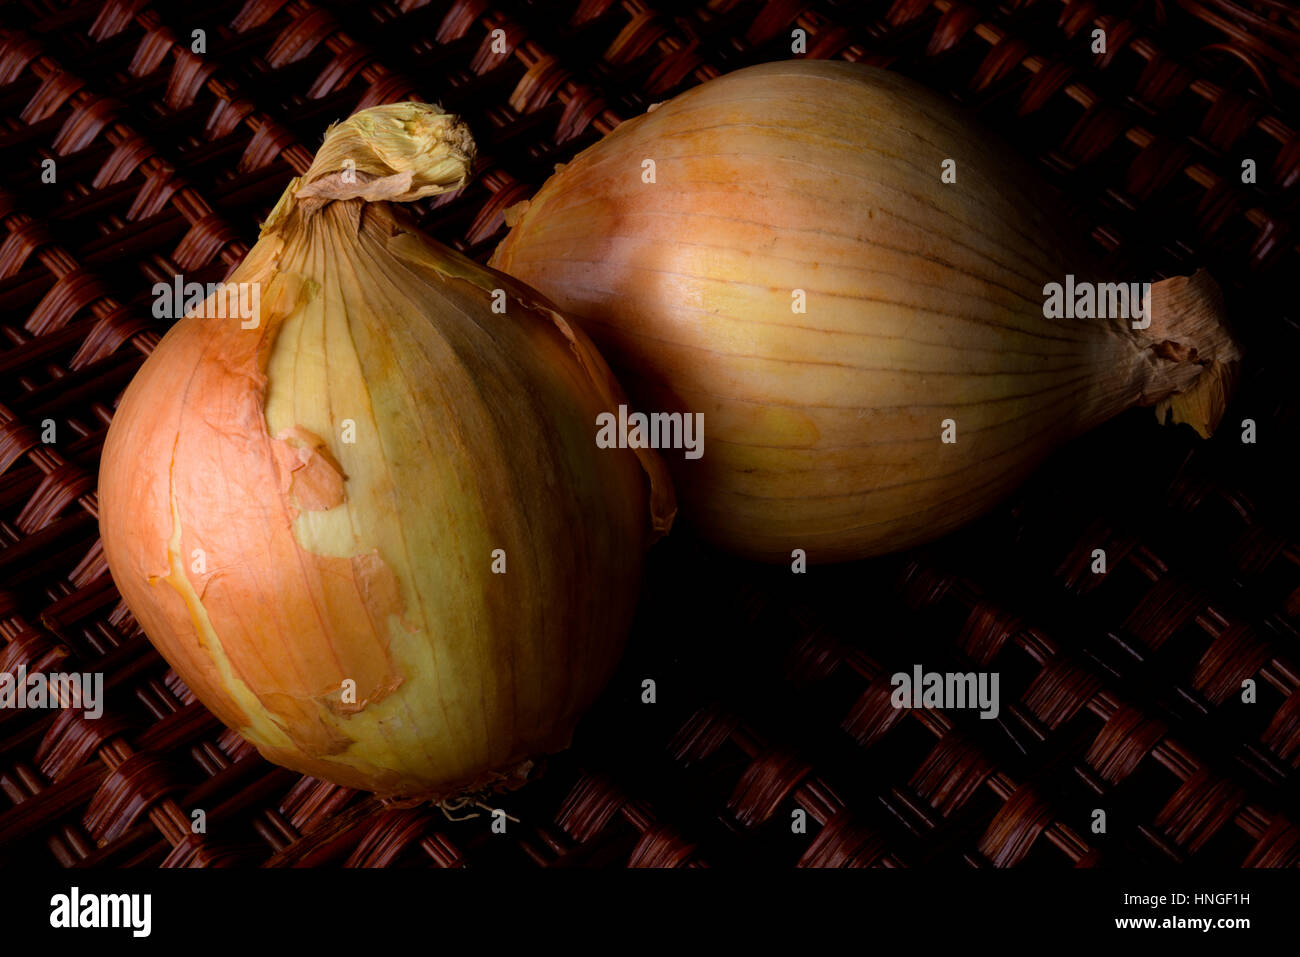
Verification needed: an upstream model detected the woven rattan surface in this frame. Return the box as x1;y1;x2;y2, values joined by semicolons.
0;0;1297;868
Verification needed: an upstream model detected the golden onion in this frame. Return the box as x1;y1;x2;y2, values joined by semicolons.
491;61;1240;563
99;104;674;798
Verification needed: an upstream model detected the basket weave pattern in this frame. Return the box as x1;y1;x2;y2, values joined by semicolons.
0;0;1296;867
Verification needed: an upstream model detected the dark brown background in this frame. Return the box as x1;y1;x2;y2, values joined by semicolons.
0;0;1296;868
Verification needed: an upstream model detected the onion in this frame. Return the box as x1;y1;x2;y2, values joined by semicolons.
490;61;1241;563
99;104;674;799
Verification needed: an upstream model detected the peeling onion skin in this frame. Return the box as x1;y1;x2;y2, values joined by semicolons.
491;61;1241;563
99;104;675;799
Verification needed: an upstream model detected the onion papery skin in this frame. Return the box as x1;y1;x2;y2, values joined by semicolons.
491;61;1239;563
99;105;674;799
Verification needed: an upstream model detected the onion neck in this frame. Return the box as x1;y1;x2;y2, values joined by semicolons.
261;102;476;235
1117;269;1242;438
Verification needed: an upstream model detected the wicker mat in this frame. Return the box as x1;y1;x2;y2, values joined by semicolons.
0;0;1296;867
